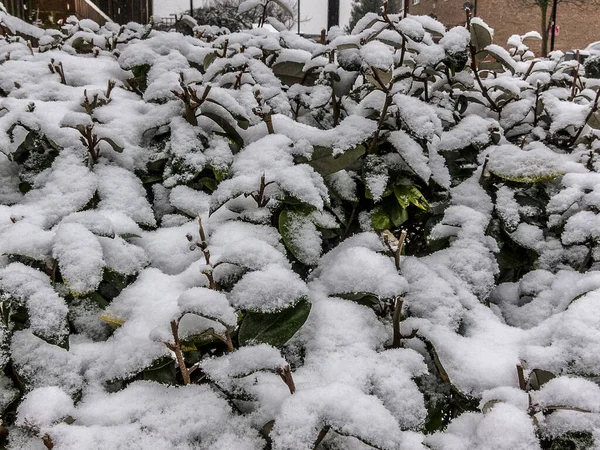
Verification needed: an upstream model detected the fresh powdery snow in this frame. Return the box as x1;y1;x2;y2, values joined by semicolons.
2;4;600;450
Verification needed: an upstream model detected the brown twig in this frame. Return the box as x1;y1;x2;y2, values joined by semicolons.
367;94;392;154
391;296;404;348
198;217;216;289
466;11;500;113
276;365;296;394
516;364;527;390
251;174;275;208
48;59;67;85
312;425;331;449
169;319;191;385
568;88;600;147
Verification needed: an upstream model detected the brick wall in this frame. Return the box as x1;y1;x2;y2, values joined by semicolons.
31;0;109;26
410;0;600;53
11;0;152;26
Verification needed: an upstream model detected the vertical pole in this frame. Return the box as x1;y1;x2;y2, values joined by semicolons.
327;0;339;30
297;0;300;34
403;0;409;18
550;0;558;52
190;0;194;17
474;0;478;16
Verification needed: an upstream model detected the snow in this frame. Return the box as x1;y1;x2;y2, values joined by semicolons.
310;233;408;298
389;130;431;182
211;134;328;211
427;403;540;450
229;264;309;312
16;387;74;429
487;144;586;182
0;263;68;343
2;7;600;450
360;40;394;71
272;383;405;449
95;164;156;227
177;286;237;326
53;223;104;295
200;344;287;392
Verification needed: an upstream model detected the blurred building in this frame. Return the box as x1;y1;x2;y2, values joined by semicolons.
95;0;152;24
410;0;600;52
3;0;152;26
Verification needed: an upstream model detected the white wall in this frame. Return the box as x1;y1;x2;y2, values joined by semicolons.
153;0;352;34
153;0;209;17
298;0;352;35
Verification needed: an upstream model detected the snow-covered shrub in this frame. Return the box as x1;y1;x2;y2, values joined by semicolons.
1;2;600;449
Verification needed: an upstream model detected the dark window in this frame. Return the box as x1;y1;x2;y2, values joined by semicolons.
328;0;339;30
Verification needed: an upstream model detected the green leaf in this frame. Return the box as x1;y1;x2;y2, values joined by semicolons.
272;61;309;86
389;202;409;227
201;112;244;152
394;185;429;210
335;42;360;51
142;357;177;385
296;145;365;176
98;137;124;153
71;36;93;54
200;177;218;191
488;170;563;183
588;111;600;130
337;292;380;308
18;181;31;193
278;207;321;265
203;52;218;72
130;64;150;92
60;123;88;134
366;67;393;89
141;174;164;184
482;46;515;74
478;60;505;73
549;431;594;450
527;369;556;391
205;99;250;129
238;298;312;347
470;21;493;58
371;207;391;231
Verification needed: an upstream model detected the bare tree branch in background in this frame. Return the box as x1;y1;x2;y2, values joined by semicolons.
522;0;600;56
193;0;305;32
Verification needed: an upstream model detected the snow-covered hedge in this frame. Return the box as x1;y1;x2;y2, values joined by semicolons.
1;2;600;449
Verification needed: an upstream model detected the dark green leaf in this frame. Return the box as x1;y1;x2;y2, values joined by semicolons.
371;207;391;231
279;207;320;265
130;64;150;92
296;145;365;176
389;202;409;227
527;369;556;391
200;177;218;191
394;185;429;210
272;60;308;86
142;174;164;184
588;111;600;130
203;52;218;72
238;298;312;347
201;112;244;152
337;292;380;307
71;36;93;54
143;357;178;385
18;182;31;193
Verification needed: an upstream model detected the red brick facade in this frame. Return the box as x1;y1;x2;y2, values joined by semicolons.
410;0;600;53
